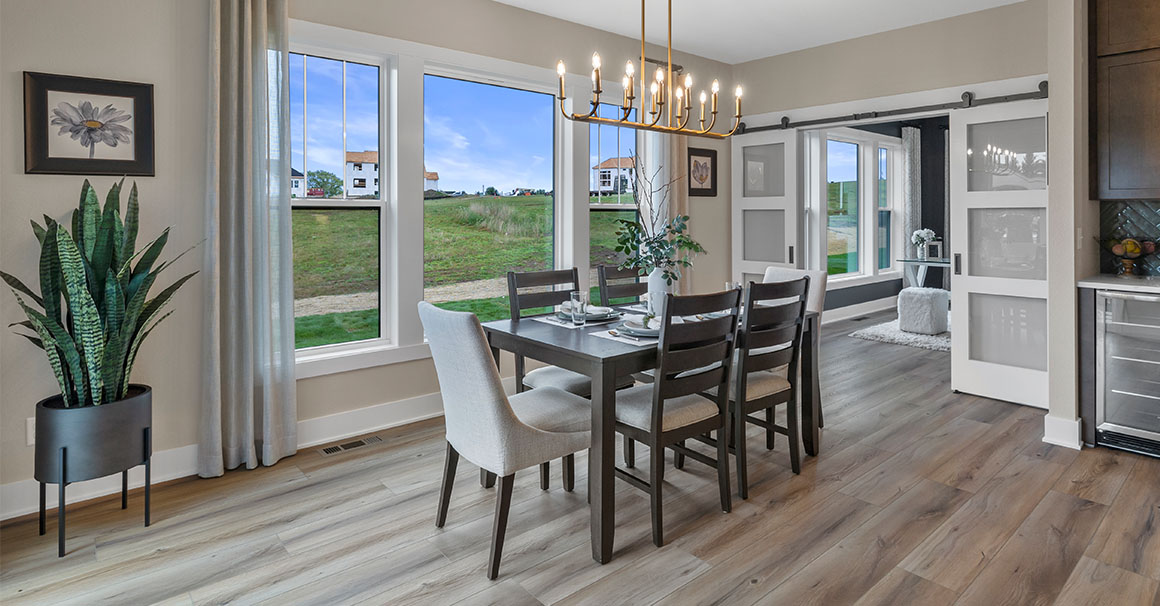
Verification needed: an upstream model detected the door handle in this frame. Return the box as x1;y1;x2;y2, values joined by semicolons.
954;253;962;275
788;245;794;264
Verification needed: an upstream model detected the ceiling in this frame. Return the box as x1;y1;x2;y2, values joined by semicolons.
492;0;1025;64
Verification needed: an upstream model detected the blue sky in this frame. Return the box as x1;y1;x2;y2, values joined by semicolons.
290;53;379;185
826;139;859;184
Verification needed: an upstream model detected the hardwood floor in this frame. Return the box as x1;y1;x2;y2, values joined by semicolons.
3;311;1159;605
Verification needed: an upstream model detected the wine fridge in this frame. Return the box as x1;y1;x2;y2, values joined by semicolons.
1096;290;1160;458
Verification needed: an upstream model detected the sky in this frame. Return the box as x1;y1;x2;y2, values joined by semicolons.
826;139;859;184
290;54;637;195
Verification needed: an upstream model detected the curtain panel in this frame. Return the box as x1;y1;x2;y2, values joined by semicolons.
200;0;297;477
901;126;923;260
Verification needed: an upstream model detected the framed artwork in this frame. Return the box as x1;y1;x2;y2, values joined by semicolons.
24;71;155;176
925;240;944;260
687;147;717;197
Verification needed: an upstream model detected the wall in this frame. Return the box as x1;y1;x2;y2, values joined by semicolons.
733;0;1048;115
0;0;736;505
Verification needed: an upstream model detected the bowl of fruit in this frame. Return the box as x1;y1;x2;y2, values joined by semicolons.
1099;237;1157;277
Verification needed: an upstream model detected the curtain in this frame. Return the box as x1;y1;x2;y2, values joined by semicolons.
667;134;694;295
200;0;297;477
902;126;923;260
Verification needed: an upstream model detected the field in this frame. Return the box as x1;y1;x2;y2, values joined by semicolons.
292;195;636;348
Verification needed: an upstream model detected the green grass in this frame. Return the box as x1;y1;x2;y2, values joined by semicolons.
294;309;379;349
292;208;380;299
424;195;554;288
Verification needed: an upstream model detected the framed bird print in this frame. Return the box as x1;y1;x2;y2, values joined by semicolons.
688;147;717;197
24;71;155;176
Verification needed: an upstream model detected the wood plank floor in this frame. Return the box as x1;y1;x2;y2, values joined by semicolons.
3;311;1159;606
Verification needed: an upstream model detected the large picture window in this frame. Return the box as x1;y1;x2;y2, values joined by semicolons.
422;74;555;322
290;52;384;350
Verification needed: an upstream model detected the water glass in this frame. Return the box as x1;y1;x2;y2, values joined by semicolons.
570;291;587;326
725;281;740;291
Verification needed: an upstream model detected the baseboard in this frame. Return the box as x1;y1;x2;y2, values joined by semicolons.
823;296;898;325
1042;414;1082;450
0;376;517;521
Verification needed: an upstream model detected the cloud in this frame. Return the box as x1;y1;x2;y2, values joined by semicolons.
425;114;469;151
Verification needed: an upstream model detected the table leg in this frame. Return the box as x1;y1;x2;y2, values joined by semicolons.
801;316;821;456
589;363;617;564
916;265;929;288
904;264;917;287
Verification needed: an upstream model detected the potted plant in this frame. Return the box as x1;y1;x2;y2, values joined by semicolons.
911;228;937;260
613;158;705;316
1;179;195;556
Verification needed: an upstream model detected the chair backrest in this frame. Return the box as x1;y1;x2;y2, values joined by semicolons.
597;264;647;306
417;302;524;472
649;290;742;432
506;268;580;320
736;278;809;385
762;267;827;315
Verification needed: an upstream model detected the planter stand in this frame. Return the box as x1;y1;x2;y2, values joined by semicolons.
38;429;152;558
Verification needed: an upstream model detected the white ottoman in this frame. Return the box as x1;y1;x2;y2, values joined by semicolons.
898;287;949;335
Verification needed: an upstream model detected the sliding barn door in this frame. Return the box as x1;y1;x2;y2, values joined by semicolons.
732;130;799;283
950;99;1049;408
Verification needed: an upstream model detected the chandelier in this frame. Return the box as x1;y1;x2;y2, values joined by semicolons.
555;0;742;139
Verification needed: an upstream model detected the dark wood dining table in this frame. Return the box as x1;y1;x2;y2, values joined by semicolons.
481;310;821;564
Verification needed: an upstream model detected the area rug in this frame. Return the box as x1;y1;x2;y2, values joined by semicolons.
848;314;951;352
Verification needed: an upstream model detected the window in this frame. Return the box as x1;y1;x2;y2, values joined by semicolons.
423;74;555;322
826;139;859;275
353;162;363;171
290;51;384;350
589;103;638;300
877;147;892;270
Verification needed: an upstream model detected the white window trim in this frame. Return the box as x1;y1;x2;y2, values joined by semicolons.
806;127;904;290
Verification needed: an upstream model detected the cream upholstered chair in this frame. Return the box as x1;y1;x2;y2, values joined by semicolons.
762;267;827;427
418;302;591;580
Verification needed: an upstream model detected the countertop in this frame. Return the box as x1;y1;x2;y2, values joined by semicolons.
1077;274;1160;295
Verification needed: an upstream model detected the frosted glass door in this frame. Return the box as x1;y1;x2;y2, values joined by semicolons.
951;100;1049;409
733;130;799;280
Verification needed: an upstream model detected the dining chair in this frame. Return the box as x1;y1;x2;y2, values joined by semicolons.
612;289;741;547
763;266;827;427
506;269;634;489
418;302;592;580
707;278;809;499
596;264;647;307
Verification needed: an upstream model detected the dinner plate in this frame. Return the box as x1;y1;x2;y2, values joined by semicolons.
556;310;622;323
617;319;660;337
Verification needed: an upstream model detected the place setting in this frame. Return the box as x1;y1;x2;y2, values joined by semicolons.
531;292;623;329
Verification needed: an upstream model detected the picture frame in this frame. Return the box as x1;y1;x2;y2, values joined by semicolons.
687;147;717;197
24;71;155;176
925;240;944;260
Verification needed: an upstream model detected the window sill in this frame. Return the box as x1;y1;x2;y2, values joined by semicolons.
827;270;904;291
295;341;431;380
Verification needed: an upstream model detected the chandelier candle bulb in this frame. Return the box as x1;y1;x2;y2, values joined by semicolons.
556;61;566;99
650;81;658;114
699;91;707;126
735;85;743;116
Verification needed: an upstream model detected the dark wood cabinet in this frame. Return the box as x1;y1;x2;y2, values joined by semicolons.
1095;49;1160;200
1096;0;1160;56
1091;0;1160;200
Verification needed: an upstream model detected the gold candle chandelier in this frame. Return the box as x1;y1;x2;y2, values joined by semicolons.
555;0;742;139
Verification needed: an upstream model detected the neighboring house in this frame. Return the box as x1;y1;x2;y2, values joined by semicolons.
290;168;305;198
591;157;635;195
346;150;380;198
424;167;440;191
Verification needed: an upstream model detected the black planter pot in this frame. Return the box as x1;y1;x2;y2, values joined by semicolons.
34;384;153;557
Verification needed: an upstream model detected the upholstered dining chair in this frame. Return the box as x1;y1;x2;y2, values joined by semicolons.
418;302;592;580
710;278;809;498
612;289;741;547
506;269;634;489
597;264;647;307
763;266;827;427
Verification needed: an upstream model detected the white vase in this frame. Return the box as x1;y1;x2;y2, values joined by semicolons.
647;268;671;316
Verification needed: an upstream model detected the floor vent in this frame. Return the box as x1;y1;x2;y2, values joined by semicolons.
319;435;383;457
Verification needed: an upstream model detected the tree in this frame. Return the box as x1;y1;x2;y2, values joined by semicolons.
308;169;343;197
485;186;499;196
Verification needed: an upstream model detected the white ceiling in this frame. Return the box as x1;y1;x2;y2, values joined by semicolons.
493;0;1025;64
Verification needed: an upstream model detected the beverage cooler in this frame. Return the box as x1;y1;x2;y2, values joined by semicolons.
1096;290;1160;457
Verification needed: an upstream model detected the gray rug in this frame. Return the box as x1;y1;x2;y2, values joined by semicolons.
848;315;951;352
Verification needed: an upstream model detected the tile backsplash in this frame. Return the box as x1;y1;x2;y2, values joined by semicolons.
1101;200;1160;276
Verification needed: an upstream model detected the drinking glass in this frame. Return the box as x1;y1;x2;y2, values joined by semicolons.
571;291;587;326
725;281;740;291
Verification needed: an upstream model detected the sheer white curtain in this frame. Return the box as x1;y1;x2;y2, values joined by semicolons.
200;0;297;477
902;126;923;259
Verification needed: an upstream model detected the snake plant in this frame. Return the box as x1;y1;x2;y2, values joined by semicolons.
2;180;196;407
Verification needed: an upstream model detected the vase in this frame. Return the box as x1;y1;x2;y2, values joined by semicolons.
647;268;671;316
916;244;928;261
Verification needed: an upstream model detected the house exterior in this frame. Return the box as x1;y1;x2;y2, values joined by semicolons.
591;157;635;195
290;168;305;198
424;167;439;191
345;150;380;198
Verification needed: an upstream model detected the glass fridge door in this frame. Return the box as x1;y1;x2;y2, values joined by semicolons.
1098;292;1160;440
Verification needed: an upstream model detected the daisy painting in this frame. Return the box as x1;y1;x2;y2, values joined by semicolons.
47;92;135;160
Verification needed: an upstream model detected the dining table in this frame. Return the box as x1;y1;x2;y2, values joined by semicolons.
480;308;821;564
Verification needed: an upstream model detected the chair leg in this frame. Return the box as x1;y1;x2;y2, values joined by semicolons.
717;416;733;513
563;454;575;492
787;401;802;475
436;443;459;528
818;403;825;428
674;440;685;470
539;462;550;490
765;406;775;450
650;444;665;547
481;469;496;488
623;435;635;468
735;408;749;500
487;474;515;580
121;470;128;510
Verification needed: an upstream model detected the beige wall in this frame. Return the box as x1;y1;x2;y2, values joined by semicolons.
733;0;1048;115
0;0;210;485
0;0;735;487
